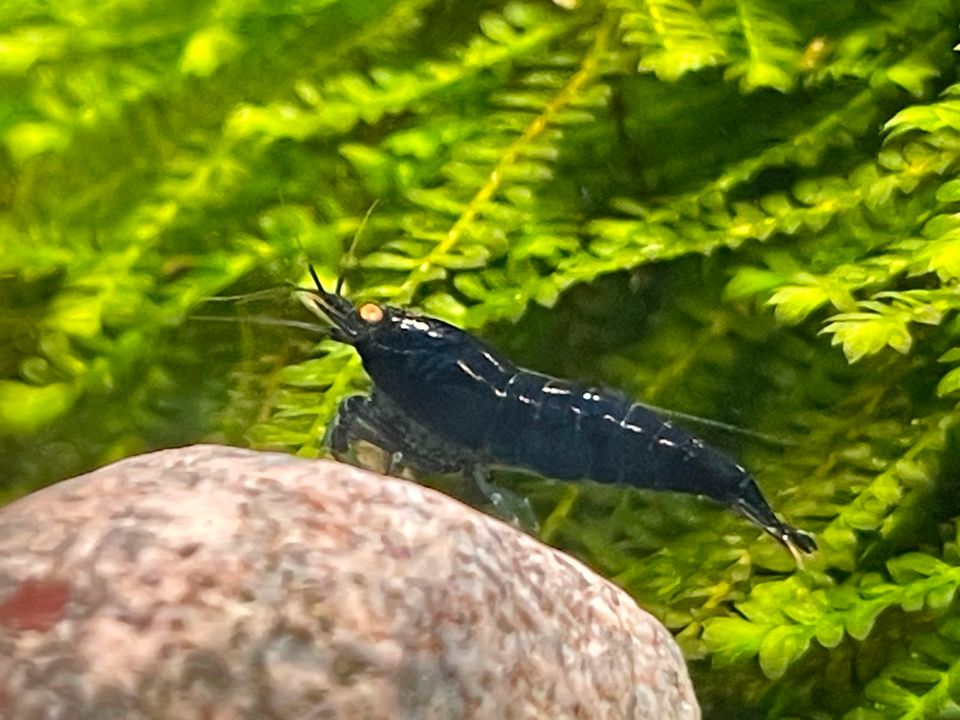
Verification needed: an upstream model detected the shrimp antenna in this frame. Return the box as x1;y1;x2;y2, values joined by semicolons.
189;314;330;333
633;400;797;447
308;264;324;293
202;287;292;304
336;200;379;295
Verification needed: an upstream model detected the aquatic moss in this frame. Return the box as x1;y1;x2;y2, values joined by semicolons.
3;0;960;715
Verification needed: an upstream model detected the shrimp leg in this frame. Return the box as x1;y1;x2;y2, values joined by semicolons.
329;392;538;530
328;392;465;475
470;465;540;533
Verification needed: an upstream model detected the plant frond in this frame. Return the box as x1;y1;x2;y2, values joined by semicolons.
617;0;727;81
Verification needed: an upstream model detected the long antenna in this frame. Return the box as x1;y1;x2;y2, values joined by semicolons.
336;200;379;295
189;314;330;333
202;287;291;303
633;400;797;447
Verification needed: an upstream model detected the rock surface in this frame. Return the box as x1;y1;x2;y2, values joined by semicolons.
0;444;699;720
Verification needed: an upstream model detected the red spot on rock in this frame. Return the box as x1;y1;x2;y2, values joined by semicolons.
0;578;71;631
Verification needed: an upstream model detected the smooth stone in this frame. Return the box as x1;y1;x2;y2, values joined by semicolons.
0;444;700;720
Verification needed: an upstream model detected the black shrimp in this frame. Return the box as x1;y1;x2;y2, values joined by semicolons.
301;267;816;557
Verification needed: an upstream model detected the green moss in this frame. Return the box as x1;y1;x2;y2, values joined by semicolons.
3;0;960;715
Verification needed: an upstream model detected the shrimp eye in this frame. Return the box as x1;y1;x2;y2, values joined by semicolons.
358;303;384;324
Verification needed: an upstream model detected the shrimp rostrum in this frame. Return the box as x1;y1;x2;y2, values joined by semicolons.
301;267;816;556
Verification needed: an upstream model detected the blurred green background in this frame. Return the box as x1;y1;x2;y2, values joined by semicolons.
4;0;960;716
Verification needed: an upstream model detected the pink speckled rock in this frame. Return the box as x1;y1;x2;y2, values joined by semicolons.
0;444;699;720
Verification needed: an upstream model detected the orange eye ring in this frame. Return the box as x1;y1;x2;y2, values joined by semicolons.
358;303;384;323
